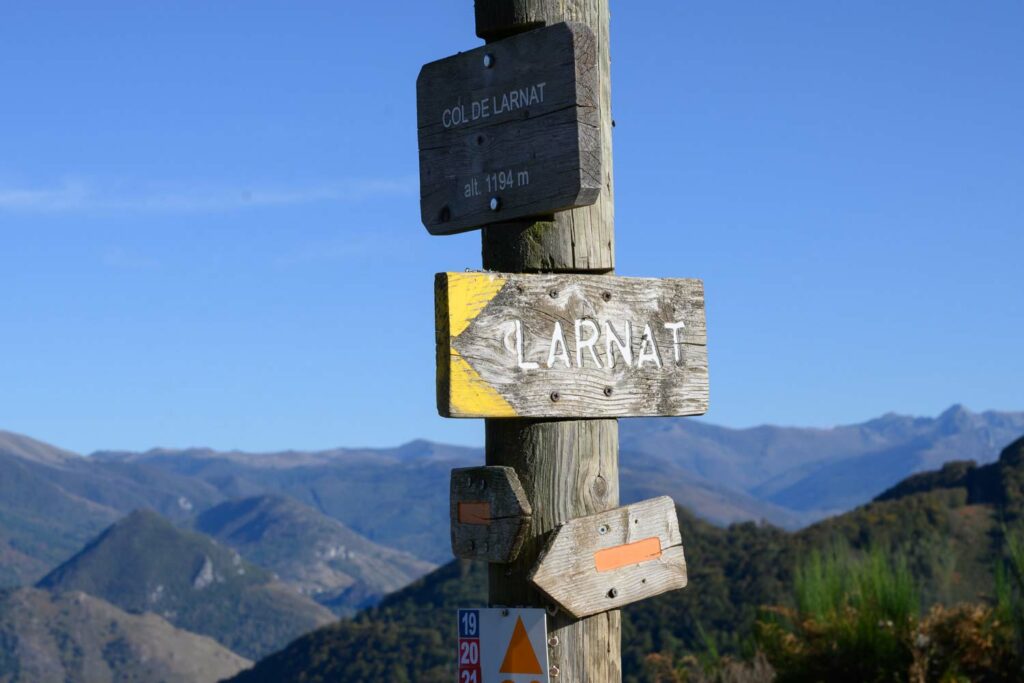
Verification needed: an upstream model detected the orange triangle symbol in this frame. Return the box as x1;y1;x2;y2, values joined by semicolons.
499;616;543;674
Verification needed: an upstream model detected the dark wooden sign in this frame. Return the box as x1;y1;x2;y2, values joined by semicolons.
434;272;708;418
529;496;688;618
450;466;532;563
416;22;601;235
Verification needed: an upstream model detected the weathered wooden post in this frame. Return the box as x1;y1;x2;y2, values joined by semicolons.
418;2;708;680
477;2;620;679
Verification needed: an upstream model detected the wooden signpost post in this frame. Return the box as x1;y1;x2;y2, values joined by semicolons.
420;1;706;680
417;22;602;235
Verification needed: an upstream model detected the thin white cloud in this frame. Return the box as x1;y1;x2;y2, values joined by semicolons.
0;177;417;213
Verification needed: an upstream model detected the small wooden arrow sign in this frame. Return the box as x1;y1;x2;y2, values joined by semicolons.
417;22;601;235
450;466;532;563
528;496;687;618
435;272;708;418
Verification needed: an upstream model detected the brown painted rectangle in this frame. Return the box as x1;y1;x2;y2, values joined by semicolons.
594;537;662;572
457;501;492;525
416;22;601;235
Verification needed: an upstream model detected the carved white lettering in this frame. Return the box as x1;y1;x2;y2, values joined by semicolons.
515;320;539;370
637;324;663;369
575;319;602;368
604;321;632;369
663;321;686;364
505;316;681;372
547;321;571;368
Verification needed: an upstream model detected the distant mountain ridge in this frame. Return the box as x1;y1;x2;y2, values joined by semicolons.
620;405;1024;521
88;406;1024;545
0;430;225;587
195;495;435;614
37;509;335;660
1;405;1019;582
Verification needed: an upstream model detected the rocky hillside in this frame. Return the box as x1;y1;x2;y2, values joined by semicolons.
37;509;334;660
0;587;250;683
0;430;223;587
195;495;435;614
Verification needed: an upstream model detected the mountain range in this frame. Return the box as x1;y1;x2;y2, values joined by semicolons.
228;433;1024;682
3;405;1021;586
0;405;1021;680
91;404;1024;552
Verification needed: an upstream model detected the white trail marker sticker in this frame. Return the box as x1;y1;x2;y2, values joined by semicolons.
457;607;549;683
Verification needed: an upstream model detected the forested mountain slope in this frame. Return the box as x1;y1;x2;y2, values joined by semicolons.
228;435;1024;682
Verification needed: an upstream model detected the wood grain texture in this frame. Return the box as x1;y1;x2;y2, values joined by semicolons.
486;418;620;683
436;271;709;418
479;0;614;272
417;22;600;235
529;496;688;618
450;466;533;563
476;2;621;681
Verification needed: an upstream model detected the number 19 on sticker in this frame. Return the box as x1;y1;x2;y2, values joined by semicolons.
458;609;482;682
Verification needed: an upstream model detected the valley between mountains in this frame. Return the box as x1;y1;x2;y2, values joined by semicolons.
0;404;1021;681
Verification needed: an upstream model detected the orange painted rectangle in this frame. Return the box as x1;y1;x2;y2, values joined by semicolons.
458;501;491;525
594;537;662;572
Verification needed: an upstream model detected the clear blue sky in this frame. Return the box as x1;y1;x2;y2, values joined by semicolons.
1;2;1021;454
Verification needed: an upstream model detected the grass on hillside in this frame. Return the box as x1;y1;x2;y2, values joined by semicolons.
756;535;1024;683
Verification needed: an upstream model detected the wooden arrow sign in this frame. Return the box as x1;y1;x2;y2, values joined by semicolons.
434;272;708;418
417;22;601;235
450;466;532;563
528;496;688;618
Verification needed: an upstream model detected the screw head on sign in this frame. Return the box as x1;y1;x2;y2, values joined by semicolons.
598;524;609;535
603;386;614;397
489;196;501;211
550;665;560;677
548;636;559;648
549;391;560;402
483;52;495;68
607;587;618;599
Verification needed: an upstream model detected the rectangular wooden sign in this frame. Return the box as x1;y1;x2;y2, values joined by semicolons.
416;21;601;235
434;272;708;418
450;466;532;563
528;496;688;618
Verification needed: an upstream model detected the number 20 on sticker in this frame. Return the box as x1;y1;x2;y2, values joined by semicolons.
458;609;482;682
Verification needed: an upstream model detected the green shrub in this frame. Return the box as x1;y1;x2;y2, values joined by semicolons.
994;526;1024;658
758;545;917;682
